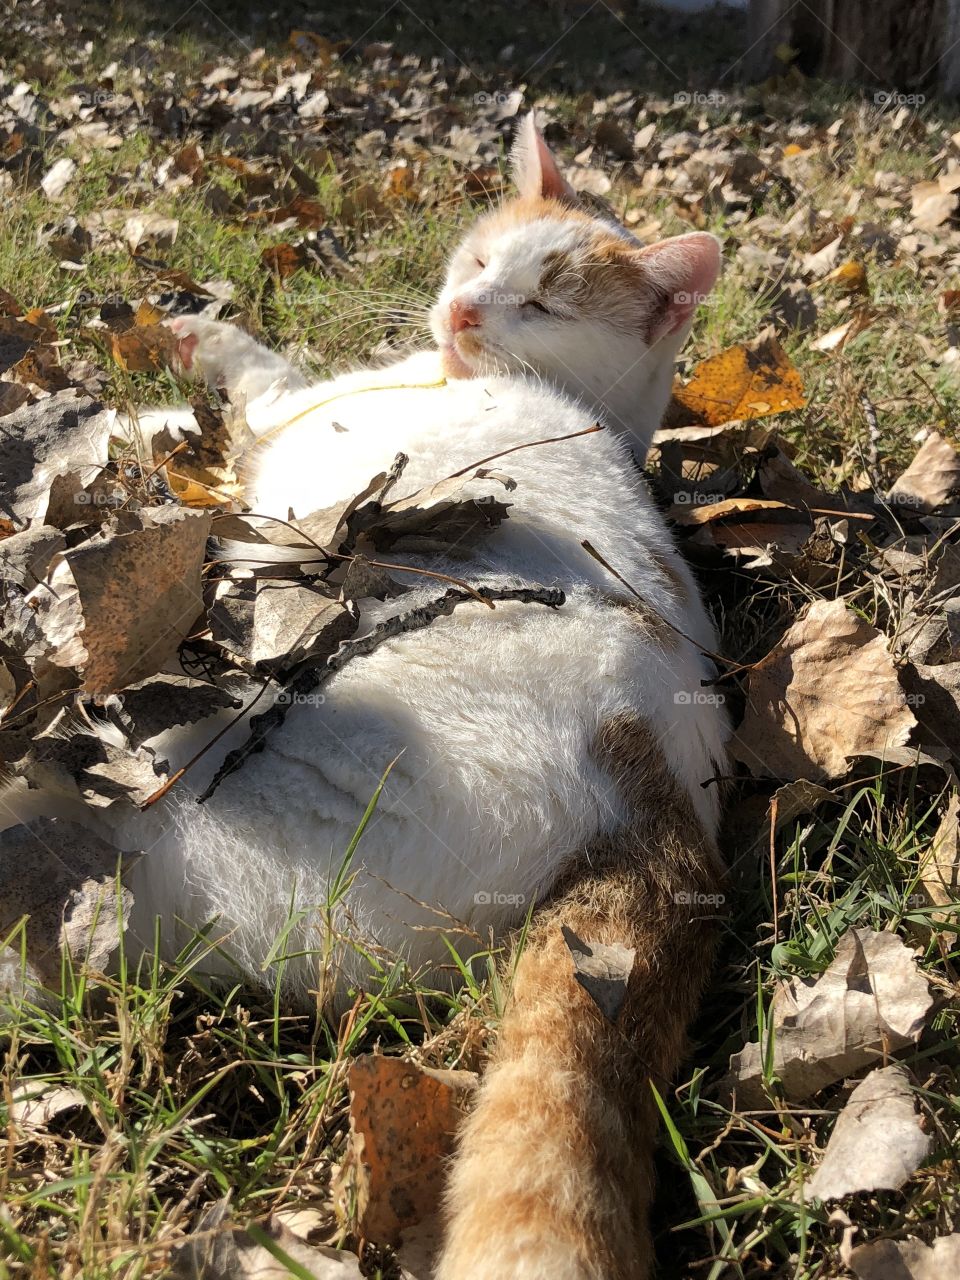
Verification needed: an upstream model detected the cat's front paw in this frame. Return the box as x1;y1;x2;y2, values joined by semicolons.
166;316;242;385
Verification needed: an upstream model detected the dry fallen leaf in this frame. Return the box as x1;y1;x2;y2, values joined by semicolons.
673;496;814;569
29;506;212;694
730;599;917;781
888;432;960;513
666;332;806;430
167;1199;364;1279
335;1055;476;1246
910;179;958;231
0;391;113;530
209;577;357;674
109;324;177;373
0;818;135;982
561;925;636;1021
809;309;876;353
806;1065;931;1201
848;1233;960;1280
816;259;869;295
10;1082;85;1132
123;213;179;253
727;929;933;1105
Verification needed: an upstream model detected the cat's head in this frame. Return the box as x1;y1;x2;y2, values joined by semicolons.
431;112;720;453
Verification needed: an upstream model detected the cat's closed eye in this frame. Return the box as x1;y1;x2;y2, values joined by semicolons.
523;298;551;315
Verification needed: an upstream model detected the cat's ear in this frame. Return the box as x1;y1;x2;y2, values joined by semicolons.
636;233;721;344
510;111;577;203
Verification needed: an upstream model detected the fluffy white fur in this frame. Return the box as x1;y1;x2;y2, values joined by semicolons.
103;337;727;1002
2;116;728;1010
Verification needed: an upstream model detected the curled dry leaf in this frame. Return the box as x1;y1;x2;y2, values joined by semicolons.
848;1233;960;1280
209;577;358;673
727;929;933;1105
0;818;135;983
730;599;917;781
806;1065;931;1201
888;432;960;513
665;332;806;430
673;495;813;570
167;1199;364;1279
10;1082;85;1133
334;1054;476;1247
0;391;112;530
28;506;212;694
562;924;636;1022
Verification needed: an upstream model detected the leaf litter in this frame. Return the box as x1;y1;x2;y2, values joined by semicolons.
4;8;960;1275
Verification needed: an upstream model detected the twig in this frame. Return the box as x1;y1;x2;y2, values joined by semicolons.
195;584;565;804
581;540;740;672
437;421;603;486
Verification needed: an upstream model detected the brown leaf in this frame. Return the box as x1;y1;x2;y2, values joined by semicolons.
848;1233;960;1280
0;391;112;530
666;333;806;429
562;925;636;1021
109;324;177;372
168;1199;364;1279
888;432;960;513
816;259;869;295
29;506;212;694
673;496;814;570
918;791;960;941
806;1065;931;1201
209;578;357;674
362;473;513;555
10;1083;86;1133
727;929;933;1105
261;242;306;279
335;1055;476;1246
910;179;958;230
0;818;135;983
730;599;917;781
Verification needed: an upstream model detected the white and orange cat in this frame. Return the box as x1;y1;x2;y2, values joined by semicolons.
7;116;728;1279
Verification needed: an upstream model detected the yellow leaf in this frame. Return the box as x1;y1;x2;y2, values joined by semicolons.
668;334;806;429
816;259;869;295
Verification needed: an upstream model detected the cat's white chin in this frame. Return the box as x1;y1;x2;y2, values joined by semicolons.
439;341;477;379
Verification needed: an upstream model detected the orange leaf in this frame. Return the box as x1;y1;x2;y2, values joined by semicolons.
109;325;176;372
668;334;807;429
335;1056;475;1245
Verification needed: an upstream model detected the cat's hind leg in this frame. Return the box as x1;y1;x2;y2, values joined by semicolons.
437;719;724;1280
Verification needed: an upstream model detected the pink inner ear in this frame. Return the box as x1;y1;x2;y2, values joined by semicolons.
510;111;576;203
640;233;722;344
177;331;199;371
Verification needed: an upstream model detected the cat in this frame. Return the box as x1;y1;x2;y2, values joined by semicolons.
6;116;728;1280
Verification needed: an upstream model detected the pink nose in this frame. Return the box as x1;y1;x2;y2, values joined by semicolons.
449;298;482;334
